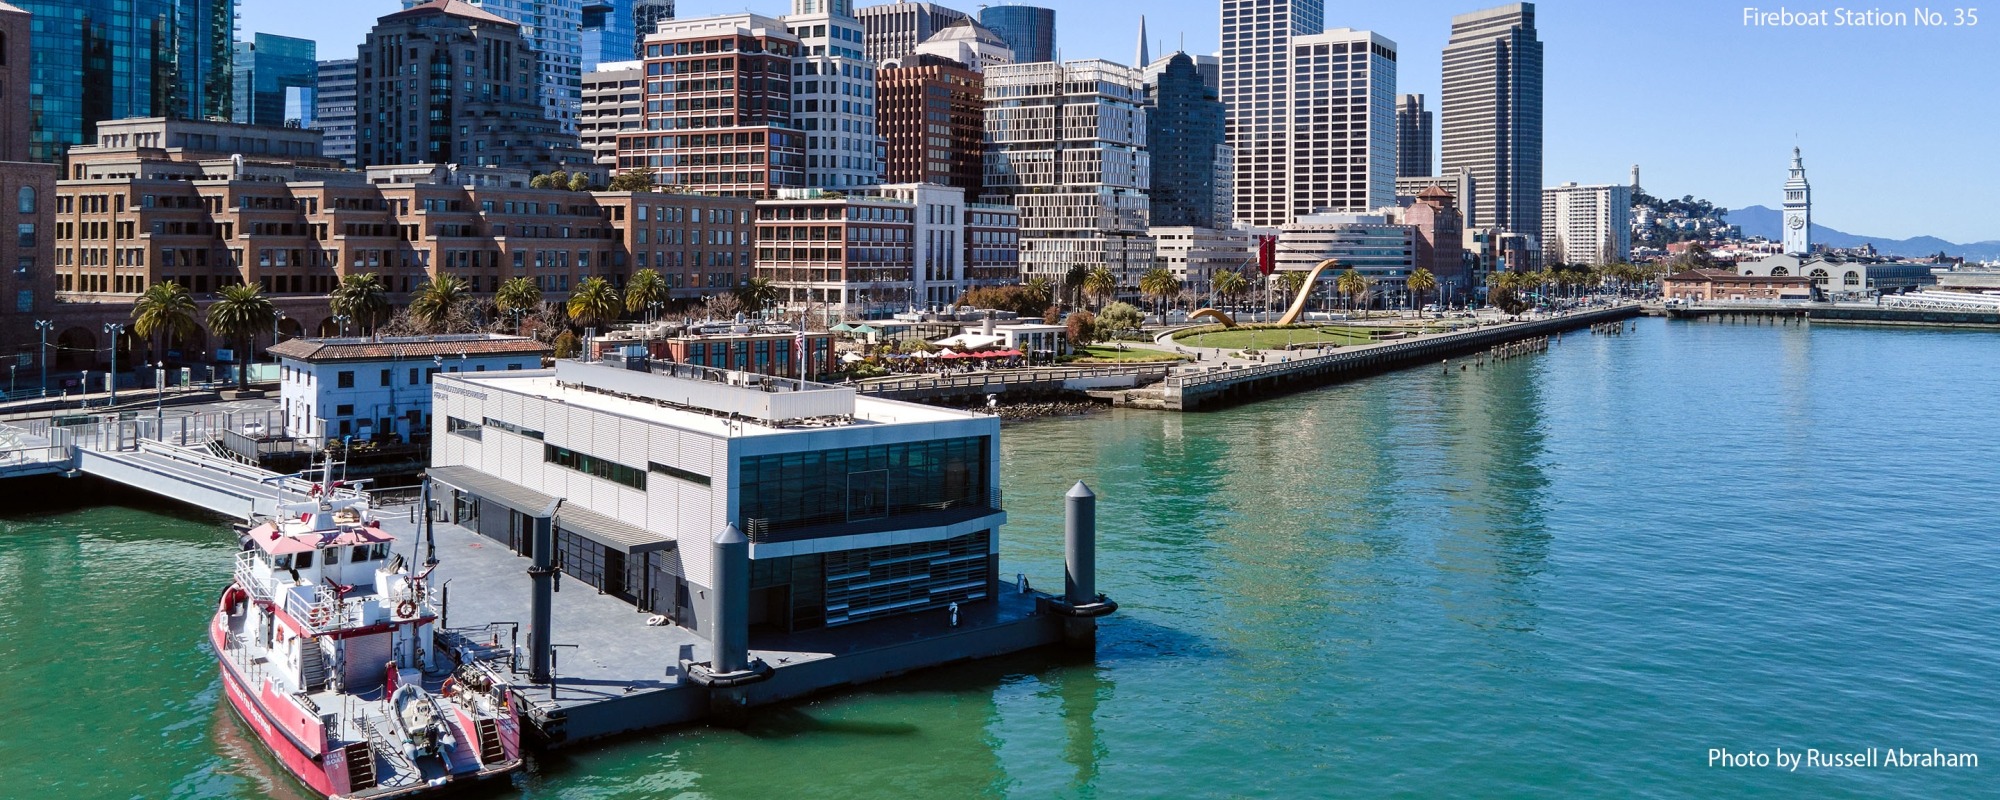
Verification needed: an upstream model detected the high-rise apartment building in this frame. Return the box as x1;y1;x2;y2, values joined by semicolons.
979;4;1056;64
856;1;971;64
780;0;881;190
19;0;237;163
1440;3;1542;238
633;0;676;56
1144;52;1229;229
983;60;1151;288
1541;182;1631;266
1221;0;1324;229
624;13;805;196
582;61;643;171
311;60;359;167
1396;93;1432;178
401;0;586;135
1287;29;1397;220
581;0;634;70
359;1;592;173
878;54;984;193
233;33;317;129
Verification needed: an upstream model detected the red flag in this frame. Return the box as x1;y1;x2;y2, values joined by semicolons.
1257;236;1276;276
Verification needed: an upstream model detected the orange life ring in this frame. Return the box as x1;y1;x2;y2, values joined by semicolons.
308;605;330;627
396;599;418;619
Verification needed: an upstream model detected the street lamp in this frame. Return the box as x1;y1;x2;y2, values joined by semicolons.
153;363;166;441
333;314;352;337
34;319;52;398
103;322;125;406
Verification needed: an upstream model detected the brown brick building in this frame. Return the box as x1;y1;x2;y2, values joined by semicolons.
619;14;805;197
878;54;984;195
1662;269;1812;302
45;120;753;370
0;1;58;373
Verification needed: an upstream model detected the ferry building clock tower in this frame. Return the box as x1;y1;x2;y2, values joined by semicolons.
1782;147;1812;254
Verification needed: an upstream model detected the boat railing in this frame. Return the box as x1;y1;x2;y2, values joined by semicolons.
234;551;274;603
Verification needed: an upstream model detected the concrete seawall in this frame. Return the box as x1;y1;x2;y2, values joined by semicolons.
1161;305;1643;411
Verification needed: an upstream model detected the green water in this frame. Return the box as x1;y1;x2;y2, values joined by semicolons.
4;318;1998;798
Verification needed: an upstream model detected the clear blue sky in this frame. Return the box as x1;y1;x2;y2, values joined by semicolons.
240;0;2000;243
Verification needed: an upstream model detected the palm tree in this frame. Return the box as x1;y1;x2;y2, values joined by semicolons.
733;276;781;317
1023;276;1055;311
1082;265;1118;309
329;273;391;334
1211;269;1248;308
1062;264;1091;309
409;275;467;333
567;276;623;329
1406;268;1438;311
624;269;667;319
1277;270;1310;308
496;277;543;332
1139;268;1181;313
1336;269;1371;315
131;281;200;365
206;283;276;392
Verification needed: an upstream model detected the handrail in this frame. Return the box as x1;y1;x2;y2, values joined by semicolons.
857;364;1171;394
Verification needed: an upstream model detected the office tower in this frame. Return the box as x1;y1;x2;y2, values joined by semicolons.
18;0;236;163
1221;0;1324;228
1144;52;1228;228
581;0;634;70
360;2;591;171
311;60;358;167
856;1;971;64
1781;147;1811;254
1287;29;1397;219
1142;52;1219;94
983;60;1151;287
0;1;27;160
979;4;1056;64
624;13;804;196
633;0;675;57
402;0;585;135
1541;182;1632;266
780;0;881;190
908;17;1012;70
232;33;317;128
1397;93;1432;178
879;54;983;193
582;61;642;172
1440;2;1542;238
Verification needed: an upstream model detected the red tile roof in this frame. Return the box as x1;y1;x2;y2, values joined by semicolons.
269;335;550;362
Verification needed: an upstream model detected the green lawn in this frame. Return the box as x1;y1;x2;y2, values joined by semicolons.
1066;345;1189;363
1174;326;1386;351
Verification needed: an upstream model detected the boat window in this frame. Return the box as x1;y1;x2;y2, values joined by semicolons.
296;550;314;569
371;543;392;560
352;545;371;563
273;553;293;570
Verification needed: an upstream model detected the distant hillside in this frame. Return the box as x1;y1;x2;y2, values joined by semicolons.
1731;205;2000;260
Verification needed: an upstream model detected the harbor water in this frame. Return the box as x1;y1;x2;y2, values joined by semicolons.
3;317;1997;798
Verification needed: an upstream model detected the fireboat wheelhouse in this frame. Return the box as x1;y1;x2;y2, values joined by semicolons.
210;463;521;798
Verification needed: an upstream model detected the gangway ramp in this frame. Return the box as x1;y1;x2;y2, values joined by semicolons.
75;441;308;520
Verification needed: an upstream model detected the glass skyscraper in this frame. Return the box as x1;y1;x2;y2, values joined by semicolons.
233;33;317;128
978;4;1055;64
21;0;236;163
580;0;633;70
1145;53;1228;229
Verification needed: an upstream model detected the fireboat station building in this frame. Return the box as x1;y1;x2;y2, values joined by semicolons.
422;352;1111;743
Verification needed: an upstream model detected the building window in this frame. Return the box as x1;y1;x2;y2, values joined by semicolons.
16;186;33;215
336;370;355;388
336;404;354;416
545;444;646;490
483;417;542;439
647;461;711;487
380;369;392;386
446;416;482;440
737;437;990;534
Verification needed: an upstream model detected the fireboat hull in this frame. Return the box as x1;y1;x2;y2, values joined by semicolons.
211;614;520;799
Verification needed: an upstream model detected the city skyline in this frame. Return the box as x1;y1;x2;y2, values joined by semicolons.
229;0;1995;243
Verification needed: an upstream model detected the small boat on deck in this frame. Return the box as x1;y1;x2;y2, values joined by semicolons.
211;461;522;798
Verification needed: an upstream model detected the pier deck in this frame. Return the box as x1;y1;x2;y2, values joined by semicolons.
396;514;1066;746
